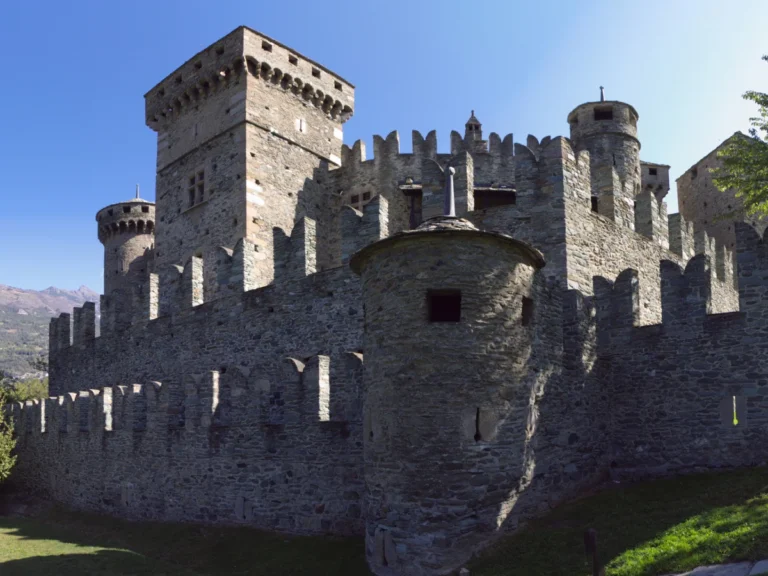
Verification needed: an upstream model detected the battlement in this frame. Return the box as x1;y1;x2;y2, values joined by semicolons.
97;200;155;244
341;128;515;172
13;350;363;440
144;27;354;132
593;247;747;347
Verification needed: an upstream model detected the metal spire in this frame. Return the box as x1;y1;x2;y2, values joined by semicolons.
444;166;456;217
135;184;140;199
599;86;605;102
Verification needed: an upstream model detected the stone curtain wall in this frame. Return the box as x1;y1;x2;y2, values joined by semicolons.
599;223;768;475
10;356;364;535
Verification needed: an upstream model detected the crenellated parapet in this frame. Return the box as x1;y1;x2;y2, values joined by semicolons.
341;197;389;265
144;27;354;132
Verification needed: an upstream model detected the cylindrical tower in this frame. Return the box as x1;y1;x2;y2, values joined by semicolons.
96;197;156;295
568;99;641;228
351;217;546;576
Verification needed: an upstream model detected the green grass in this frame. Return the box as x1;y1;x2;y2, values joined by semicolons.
1;466;768;575
470;466;768;575
0;507;368;575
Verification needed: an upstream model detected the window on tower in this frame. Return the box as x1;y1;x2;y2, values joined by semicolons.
186;168;207;209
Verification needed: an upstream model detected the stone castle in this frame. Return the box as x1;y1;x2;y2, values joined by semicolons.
9;26;768;576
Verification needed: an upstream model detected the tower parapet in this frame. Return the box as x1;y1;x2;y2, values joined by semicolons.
568;99;641;230
97;196;155;296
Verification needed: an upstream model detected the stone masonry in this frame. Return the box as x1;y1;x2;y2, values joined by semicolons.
7;26;768;576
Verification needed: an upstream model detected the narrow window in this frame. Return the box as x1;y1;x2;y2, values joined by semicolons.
691;167;698;179
123;206;131;214
141;206;149;213
363;191;371;201
474;408;482;442
312;67;321;78
591;196;599;213
261;41;272;52
197;170;205;203
351;194;360;204
187;175;196;207
427;290;461;323
288;54;298;65
334;81;342;91
649;167;658;176
522;297;534;326
594;107;613;121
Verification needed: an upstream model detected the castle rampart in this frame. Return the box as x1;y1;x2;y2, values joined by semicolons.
8;26;765;576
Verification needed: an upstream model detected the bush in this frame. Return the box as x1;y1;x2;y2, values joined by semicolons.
7;378;48;403
0;388;16;483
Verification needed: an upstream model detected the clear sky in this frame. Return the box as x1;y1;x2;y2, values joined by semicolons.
0;0;766;292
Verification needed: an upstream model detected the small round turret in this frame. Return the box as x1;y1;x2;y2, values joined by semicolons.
568;95;642;227
96;191;156;295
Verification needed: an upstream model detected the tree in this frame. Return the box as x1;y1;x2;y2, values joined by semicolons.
28;355;48;374
713;55;768;216
0;388;17;483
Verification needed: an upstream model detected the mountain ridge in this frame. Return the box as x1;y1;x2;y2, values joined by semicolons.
0;284;101;377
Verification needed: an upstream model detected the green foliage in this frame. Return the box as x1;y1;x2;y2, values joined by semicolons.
713;55;768;216
6;378;48;403
27;355;48;374
0;388;17;484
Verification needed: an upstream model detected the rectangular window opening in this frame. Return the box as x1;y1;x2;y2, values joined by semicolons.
591;196;599;213
427;290;462;323
334;81;343;91
522;297;534;326
288;55;298;65
594;107;613;121
261;41;272;52
351;194;360;204
363;191;371;201
474;189;516;210
649;167;658;176
312;67;321;78
122;206;131;214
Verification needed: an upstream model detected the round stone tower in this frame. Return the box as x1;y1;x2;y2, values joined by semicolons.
568;96;641;227
351;216;546;576
96;192;156;295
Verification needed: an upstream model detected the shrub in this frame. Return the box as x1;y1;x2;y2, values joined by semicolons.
0;388;16;483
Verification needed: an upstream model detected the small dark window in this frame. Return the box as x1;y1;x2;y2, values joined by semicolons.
108;209;113;216
691;167;698;179
262;41;272;52
363;192;371;201
427;290;461;323
474;189;516;210
649;168;658;176
141;206;149;213
123;206;131;214
594;107;613;121
522;297;534;326
312;67;321;78
474;408;482;442
351;194;360;204
334;81;342;91
288;55;298;65
591;196;599;213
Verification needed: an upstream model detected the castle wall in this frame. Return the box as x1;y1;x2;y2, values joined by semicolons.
677;134;767;252
598;224;768;476
562;149;738;324
16;266;366;535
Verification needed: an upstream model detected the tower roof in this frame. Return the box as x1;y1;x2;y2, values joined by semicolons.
466;110;481;127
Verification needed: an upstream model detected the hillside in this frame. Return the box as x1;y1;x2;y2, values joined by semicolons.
0;285;100;378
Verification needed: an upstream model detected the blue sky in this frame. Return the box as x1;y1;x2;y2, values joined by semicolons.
0;0;765;291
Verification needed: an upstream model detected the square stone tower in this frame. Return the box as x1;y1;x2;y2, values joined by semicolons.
144;27;354;292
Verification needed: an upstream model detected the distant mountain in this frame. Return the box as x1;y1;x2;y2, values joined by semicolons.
0;284;100;378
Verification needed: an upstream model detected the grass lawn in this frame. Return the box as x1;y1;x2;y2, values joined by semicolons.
1;466;768;575
470;466;768;576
